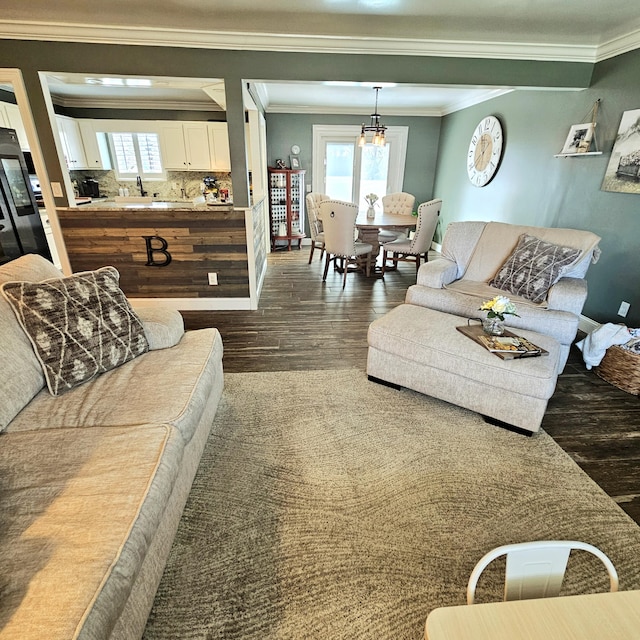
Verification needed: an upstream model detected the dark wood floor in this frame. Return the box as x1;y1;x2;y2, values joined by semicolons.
182;247;640;525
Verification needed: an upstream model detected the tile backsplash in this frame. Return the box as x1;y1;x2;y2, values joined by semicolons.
70;169;233;201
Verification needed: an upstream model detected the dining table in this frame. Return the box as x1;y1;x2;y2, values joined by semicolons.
355;210;417;273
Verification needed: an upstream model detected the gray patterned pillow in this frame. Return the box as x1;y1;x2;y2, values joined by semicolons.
490;234;581;303
1;266;148;396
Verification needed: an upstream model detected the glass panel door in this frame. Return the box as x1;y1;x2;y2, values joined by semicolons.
325;142;355;202
313;126;406;211
359;144;389;209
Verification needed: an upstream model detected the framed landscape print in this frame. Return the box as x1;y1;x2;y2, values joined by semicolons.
602;108;640;194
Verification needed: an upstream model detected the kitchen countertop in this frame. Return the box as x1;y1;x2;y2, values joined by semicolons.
56;199;234;212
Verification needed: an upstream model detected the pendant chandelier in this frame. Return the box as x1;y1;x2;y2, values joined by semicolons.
357;86;387;147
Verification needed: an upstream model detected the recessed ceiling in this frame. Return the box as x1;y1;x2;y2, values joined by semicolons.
253;81;513;116
41;73;514;116
44;73;226;111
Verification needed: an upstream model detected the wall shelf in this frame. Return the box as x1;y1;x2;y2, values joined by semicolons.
554;151;603;158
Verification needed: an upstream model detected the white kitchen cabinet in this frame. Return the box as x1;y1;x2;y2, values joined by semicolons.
0;102;30;150
78;120;111;170
160;123;188;169
208;122;231;171
39;210;62;269
183;123;211;170
160;122;211;171
56;115;88;169
4;103;29;150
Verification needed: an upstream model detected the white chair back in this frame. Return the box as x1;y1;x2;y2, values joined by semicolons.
319;200;360;258
409;199;441;254
382;192;415;216
306;193;329;240
305;192;329;239
467;540;619;605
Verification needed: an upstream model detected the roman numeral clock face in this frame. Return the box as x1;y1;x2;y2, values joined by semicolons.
467;116;504;187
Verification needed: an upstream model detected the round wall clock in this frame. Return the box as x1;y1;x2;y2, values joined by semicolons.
467;116;503;187
291;144;301;155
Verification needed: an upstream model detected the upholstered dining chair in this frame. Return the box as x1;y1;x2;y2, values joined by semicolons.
467;540;618;605
378;192;416;243
381;198;441;275
319;199;373;289
306;192;329;264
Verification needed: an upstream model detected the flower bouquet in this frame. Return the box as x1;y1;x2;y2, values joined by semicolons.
479;295;519;335
364;193;378;218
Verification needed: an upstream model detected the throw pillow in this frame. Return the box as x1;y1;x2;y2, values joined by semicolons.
1;266;148;396
490;234;582;303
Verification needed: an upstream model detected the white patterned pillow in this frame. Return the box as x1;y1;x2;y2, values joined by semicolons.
1;266;148;396
490;234;581;303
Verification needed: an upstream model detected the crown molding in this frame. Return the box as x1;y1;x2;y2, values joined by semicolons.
441;89;514;115
51;95;221;111
265;103;444;117
596;27;640;62
265;88;515;117
0;19;603;63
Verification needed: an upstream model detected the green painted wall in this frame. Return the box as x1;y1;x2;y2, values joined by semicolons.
432;48;640;326
265;113;441;224
0;36;634;322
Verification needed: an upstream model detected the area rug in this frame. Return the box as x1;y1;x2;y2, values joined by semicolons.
143;369;640;640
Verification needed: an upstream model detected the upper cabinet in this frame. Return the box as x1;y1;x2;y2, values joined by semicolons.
78;120;111;170
160;122;210;171
208;123;231;172
0;102;30;151
160;121;231;172
56;115;88;169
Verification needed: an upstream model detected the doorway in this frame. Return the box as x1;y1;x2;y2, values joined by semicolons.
312;125;408;209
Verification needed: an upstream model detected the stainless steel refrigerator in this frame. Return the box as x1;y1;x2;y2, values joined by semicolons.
0;127;51;265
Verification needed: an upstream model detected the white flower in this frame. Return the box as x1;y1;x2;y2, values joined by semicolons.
479;295;519;321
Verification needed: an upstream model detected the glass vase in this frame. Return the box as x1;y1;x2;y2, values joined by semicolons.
366;206;376;219
482;316;505;336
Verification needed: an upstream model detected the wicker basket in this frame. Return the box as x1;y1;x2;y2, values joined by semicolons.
595;345;640;395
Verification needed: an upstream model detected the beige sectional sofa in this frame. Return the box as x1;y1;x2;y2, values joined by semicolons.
0;255;224;640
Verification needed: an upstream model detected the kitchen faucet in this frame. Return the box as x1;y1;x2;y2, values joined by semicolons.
136;176;147;197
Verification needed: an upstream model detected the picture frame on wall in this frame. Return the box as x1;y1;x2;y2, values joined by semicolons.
290;155;301;169
560;122;595;154
601;108;640;194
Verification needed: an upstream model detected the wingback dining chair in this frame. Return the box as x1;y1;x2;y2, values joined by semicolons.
381;199;441;275
467;540;619;605
306;192;329;264
378;192;416;243
319;199;373;289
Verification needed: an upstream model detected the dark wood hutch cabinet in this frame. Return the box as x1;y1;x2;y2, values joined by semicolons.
268;167;306;250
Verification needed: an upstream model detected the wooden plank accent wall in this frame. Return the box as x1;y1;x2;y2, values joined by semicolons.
57;208;250;298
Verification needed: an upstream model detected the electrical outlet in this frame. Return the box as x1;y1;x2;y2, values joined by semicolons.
618;301;630;317
208;272;218;286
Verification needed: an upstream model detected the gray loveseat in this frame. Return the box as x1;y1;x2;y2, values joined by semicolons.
0;254;224;639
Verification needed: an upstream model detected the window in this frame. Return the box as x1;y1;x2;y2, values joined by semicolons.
312;125;408;210
109;132;164;180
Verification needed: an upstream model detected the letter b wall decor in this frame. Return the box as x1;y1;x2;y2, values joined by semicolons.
143;235;172;267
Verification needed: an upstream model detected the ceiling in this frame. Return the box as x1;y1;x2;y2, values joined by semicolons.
3;0;640;116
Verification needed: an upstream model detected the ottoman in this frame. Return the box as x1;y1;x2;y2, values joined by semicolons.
367;304;561;434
